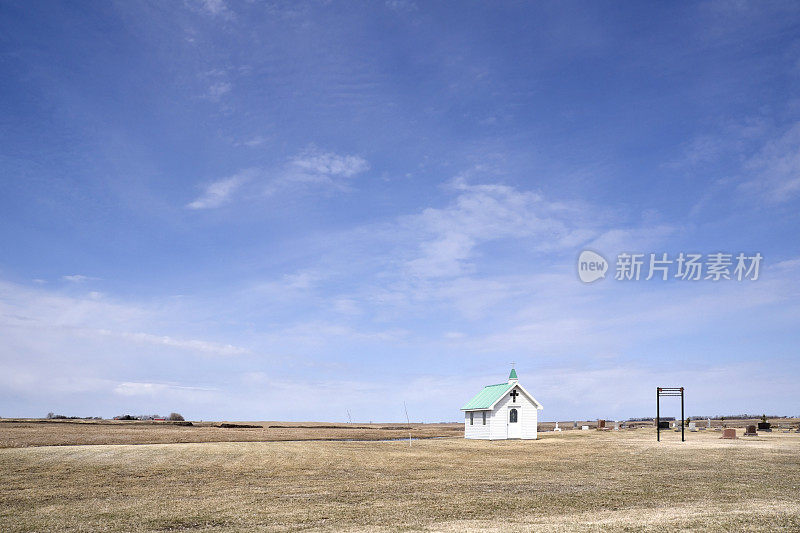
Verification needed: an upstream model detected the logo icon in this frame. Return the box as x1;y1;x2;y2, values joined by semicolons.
578;250;608;283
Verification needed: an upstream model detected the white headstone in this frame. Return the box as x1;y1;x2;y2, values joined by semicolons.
689;422;697;431
613;421;619;430
581;425;589;431
553;422;561;432
707;418;712;428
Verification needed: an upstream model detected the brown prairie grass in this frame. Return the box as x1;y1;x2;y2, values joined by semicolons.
0;419;460;448
1;428;799;531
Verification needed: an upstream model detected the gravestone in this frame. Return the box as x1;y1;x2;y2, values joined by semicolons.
581;425;589;430
688;422;697;432
553;422;561;432
707;418;712;428
657;421;670;429
598;419;606;429
744;425;758;436
757;422;771;432
573;421;579;428
613;421;619;431
721;428;737;439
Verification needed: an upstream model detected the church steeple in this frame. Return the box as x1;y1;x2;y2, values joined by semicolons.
508;367;518;383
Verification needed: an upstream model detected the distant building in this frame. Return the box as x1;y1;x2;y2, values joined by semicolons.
461;368;543;440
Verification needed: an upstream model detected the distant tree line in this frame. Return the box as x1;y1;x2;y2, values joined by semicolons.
687;413;791;420
45;412;188;421
112;413;185;421
46;413;101;420
627;413;795;421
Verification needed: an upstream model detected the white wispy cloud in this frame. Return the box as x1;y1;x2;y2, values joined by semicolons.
94;330;250;356
289;151;370;178
256;321;408;349
265;149;369;195
0;277;259;416
385;0;418;12
240;135;270;147
741;121;800;202
0;279;251;357
199;0;234;19
187;150;369;209
187;170;253;209
62;274;99;283
587;224;677;256
205;81;231;101
401;178;596;278
670;117;767;169
198;68;233;103
113;381;218;397
675;118;800;206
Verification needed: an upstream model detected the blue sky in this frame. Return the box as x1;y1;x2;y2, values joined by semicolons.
1;1;799;422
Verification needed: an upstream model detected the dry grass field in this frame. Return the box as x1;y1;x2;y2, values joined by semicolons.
0;419;461;448
2;424;800;532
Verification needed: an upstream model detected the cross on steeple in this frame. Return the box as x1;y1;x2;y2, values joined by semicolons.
509;389;519;402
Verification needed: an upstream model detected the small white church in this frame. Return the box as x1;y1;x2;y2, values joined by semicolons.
461;368;543;440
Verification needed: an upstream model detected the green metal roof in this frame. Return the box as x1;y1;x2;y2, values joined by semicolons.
461;382;513;410
509;368;517;380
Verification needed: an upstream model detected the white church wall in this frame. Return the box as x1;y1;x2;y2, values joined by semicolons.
521;405;538;440
489;404;507;440
464;411;491;439
491;386;539;440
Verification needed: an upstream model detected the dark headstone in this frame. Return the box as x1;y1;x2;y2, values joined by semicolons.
721;428;737;439
744;425;758;436
657;421;670;429
597;419;606;428
757;422;771;431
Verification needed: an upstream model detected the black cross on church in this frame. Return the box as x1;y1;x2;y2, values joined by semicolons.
509;389;519;402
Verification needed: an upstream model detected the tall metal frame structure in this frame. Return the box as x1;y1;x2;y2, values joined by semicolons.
656;387;684;442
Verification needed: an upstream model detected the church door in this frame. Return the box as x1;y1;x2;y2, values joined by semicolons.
507;407;521;438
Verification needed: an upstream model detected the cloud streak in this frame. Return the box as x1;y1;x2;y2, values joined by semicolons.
186;150;370;209
113;381;218;397
187;171;252;209
62;274;99;283
198;0;234;19
97;330;250;356
741;122;800;203
0;279;250;357
401;178;596;278
264;149;370;196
